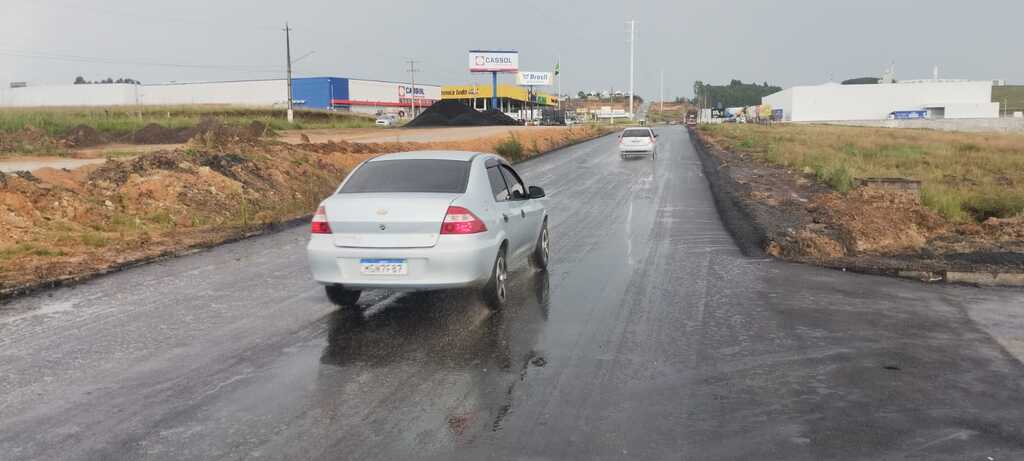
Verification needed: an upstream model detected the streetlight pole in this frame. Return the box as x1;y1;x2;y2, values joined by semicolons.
660;70;664;114
628;19;635;118
283;22;294;123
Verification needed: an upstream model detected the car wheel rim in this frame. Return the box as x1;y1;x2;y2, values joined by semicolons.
541;227;549;262
496;255;507;302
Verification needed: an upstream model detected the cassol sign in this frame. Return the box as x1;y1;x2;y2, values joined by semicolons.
468;50;519;73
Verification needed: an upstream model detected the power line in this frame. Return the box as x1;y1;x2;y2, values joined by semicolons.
25;2;280;32
0;48;282;74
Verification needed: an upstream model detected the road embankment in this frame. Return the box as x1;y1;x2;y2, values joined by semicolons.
0;125;614;301
689;126;1024;286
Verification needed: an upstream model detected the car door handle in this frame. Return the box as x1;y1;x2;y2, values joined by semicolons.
502;213;509;222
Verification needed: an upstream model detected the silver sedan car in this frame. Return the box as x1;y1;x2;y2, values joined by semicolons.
307;151;549;309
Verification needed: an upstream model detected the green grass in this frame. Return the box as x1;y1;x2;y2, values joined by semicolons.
0;105;376;138
80;232;110;248
700;123;1024;222
0;243;65;260
993;85;1024;113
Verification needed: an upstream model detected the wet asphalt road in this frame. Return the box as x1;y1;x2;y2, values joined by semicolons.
3;126;1024;460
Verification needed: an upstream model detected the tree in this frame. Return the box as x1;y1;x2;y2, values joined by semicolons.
842;77;880;85
577;91;587;99
691;79;783;108
73;76;87;85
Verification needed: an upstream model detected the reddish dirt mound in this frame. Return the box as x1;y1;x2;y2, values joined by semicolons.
62;124;105;148
0;125;61;152
130;123;180;144
810;188;948;255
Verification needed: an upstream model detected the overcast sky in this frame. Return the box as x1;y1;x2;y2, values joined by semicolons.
3;0;1021;98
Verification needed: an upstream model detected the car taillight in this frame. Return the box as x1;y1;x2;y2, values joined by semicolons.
650;136;656;143
311;205;331;234
441;206;487;234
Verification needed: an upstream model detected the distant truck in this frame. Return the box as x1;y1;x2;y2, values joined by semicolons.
685;109;698;126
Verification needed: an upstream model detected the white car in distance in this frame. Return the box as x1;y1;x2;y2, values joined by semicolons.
307;151;550;309
618;127;658;159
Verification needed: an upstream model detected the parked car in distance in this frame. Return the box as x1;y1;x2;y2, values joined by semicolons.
618;127;658;159
307;151;550;309
375;115;397;127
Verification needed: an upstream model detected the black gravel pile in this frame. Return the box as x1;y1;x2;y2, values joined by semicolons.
405;100;518;127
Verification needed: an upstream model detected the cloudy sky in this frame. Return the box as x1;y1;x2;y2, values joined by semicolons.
3;0;1021;98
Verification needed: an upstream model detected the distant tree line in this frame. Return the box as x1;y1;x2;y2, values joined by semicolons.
73;76;141;85
841;77;881;85
691;79;782;108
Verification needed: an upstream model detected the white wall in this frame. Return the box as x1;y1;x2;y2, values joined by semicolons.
347;79;440;104
0;84;139;107
140;80;287;106
764;81;997;121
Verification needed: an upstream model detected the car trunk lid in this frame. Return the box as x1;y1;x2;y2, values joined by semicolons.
323;194;458;248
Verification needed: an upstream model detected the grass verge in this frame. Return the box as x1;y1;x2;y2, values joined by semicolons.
698;123;1024;222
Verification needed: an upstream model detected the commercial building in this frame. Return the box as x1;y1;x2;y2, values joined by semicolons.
0;77;440;118
763;80;1000;122
440;83;556;119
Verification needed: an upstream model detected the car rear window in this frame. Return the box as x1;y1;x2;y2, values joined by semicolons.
622;129;652;138
339;159;471;194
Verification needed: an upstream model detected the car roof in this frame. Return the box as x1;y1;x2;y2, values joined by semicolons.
368;151;485;162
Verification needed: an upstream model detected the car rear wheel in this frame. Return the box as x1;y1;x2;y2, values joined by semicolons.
530;220;549;270
325;285;361;308
482;247;508;309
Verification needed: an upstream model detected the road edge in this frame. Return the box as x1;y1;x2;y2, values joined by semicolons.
688;127;769;258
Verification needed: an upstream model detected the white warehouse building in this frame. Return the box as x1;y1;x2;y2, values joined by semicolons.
0;78;440;117
763;80;1000;122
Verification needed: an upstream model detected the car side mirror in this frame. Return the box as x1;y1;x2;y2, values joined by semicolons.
528;186;546;199
654;134;659;137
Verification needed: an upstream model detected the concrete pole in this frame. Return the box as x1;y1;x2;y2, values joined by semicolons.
491;71;498;111
628;20;635;118
284;22;294;123
406;59;420;118
660;70;664;114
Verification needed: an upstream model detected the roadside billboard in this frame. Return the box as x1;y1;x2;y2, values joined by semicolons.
516;71;552;86
469;50;519;73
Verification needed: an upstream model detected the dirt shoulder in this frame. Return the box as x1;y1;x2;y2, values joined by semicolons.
0;125;614;300
689;127;1024;285
277;125;569;145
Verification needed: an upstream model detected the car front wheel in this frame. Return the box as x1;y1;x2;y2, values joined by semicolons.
530;220;549;270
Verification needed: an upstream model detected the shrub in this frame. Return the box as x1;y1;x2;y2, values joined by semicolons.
494;134;524;161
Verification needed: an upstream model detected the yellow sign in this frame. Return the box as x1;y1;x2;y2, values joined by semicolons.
441;84;556;105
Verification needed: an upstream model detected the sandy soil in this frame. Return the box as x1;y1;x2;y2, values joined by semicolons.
278;125;567;144
0;127;568;172
0;157;106;173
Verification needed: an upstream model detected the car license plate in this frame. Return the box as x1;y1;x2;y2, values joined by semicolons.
360;259;408;275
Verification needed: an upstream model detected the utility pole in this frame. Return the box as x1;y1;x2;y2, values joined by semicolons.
660;70;664;114
283;22;294;123
628;19;636;118
406;59;420;118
